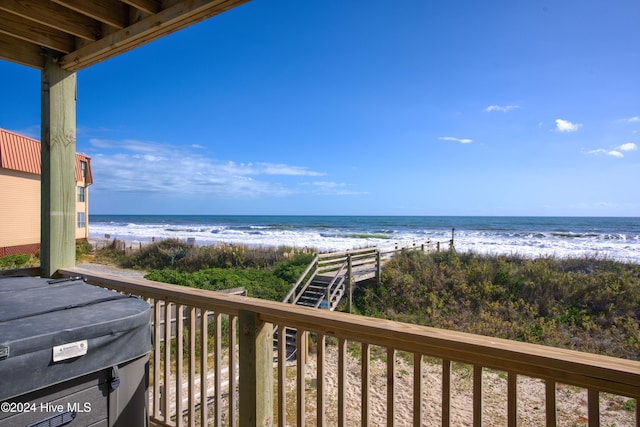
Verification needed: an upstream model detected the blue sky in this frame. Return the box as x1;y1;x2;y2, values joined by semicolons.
2;1;639;216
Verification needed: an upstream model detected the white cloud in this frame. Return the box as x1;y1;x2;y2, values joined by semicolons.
617;142;637;152
584;142;636;159
438;136;473;144
253;163;325;176
484;105;520;113
555;119;582;133
87;138;338;197
585;148;624;158
620;116;640;123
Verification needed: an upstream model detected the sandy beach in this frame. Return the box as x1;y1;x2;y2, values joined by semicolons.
283;346;635;426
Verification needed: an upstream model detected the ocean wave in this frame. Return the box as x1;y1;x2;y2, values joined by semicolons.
166;227;209;233
344;233;393;240
88;215;640;263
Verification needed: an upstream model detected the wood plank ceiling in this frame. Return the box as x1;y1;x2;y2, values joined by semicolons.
0;0;250;72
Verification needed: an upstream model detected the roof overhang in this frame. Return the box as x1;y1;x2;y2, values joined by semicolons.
0;0;250;72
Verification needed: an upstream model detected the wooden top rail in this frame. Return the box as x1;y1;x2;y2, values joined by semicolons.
61;267;640;399
318;247;379;259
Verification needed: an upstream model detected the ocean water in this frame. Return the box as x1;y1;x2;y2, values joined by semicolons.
88;215;640;263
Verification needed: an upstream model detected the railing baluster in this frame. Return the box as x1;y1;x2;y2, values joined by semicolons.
442;359;451;427
296;329;306;426
176;304;184;427
507;372;517;427
214;312;222;427
545;380;556;427
588;389;599;427
361;342;370;426
317;333;326;427
277;324;286;427
229;315;237;427
153;299;161;421
200;309;208;427
387;347;396;427
473;365;482;427
338;338;347;427
164;301;171;421
413;353;423;426
188;306;196;427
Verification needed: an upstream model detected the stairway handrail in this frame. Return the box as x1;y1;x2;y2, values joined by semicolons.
327;275;346;310
282;254;319;303
291;272;320;305
311;259;349;309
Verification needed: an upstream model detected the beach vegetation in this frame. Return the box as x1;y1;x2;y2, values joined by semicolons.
96;239;315;300
145;267;292;301
92;239;130;265
75;241;93;261
116;238;311;272
92;239;640;359
0;253;34;269
353;250;640;360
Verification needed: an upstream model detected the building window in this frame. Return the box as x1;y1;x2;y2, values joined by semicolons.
78;212;86;228
77;186;85;202
80;161;87;178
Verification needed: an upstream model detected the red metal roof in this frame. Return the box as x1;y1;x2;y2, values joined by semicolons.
0;128;92;185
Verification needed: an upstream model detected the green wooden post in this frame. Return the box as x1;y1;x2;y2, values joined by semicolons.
41;52;77;278
239;310;273;427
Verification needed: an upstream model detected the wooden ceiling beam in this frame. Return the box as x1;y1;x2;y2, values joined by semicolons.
0;32;43;69
0;0;100;41
121;0;160;15
51;0;128;29
0;9;75;54
60;0;249;72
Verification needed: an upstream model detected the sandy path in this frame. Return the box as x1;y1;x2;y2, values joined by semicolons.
284;345;635;426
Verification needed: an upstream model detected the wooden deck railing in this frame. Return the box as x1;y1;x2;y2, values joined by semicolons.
59;267;640;427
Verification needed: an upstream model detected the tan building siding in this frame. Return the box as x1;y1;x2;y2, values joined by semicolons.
75;183;89;240
0;169;40;247
0;128;93;256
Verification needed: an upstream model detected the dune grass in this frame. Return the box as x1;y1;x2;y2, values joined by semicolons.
353;250;640;360
92;239;640;359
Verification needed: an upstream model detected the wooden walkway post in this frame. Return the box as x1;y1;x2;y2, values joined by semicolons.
239;310;273;427
347;254;353;313
41;51;77;278
450;227;455;251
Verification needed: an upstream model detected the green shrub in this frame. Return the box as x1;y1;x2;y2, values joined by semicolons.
0;253;32;269
145;267;291;301
76;241;92;259
94;240;128;264
354;251;640;360
123;239;189;270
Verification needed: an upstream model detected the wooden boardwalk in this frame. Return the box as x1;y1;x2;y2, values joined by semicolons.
284;242;448;310
277;242;450;360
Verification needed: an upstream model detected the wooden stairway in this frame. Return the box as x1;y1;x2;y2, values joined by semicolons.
274;244;433;361
295;274;345;309
275;272;347;361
